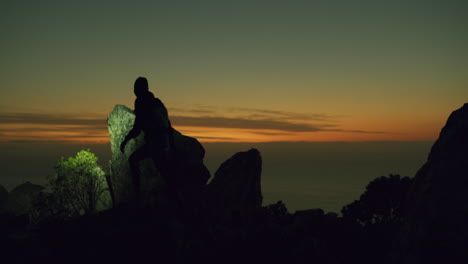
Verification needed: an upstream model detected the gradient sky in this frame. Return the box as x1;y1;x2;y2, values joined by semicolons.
1;0;467;143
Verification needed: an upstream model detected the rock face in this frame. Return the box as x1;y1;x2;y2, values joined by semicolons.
207;148;263;224
0;184;7;212
107;105;210;208
4;182;44;216
393;103;468;263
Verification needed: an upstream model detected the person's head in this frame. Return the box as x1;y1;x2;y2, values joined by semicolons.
134;77;149;97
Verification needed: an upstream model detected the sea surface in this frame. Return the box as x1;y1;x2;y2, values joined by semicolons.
0;141;433;213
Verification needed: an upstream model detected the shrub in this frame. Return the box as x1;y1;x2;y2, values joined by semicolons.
48;150;111;216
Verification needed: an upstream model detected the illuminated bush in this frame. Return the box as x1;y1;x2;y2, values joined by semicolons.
48;150;111;216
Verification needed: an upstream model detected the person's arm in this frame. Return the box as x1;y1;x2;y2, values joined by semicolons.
120;126;141;152
120;101;143;152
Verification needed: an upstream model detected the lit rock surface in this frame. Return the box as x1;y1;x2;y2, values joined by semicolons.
107;104;210;208
392;103;468;263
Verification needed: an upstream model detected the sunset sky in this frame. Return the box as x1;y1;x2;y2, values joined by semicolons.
1;0;467;143
1;1;467;211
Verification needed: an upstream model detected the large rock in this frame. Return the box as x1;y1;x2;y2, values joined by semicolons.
207;148;263;224
4;182;44;216
0;184;7;212
392;103;468;263
107;104;210;208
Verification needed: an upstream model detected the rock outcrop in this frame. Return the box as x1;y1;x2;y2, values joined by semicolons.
4;182;44;216
107;105;210;208
0;184;7;212
392;103;468;263
207;148;263;224
0;184;8;214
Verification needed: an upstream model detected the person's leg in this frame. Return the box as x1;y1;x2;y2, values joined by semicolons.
128;144;149;206
152;150;183;207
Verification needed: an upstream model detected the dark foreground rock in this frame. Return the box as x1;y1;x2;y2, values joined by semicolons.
3;182;44;216
392;103;468;263
5;102;468;263
0;184;7;211
207;148;262;224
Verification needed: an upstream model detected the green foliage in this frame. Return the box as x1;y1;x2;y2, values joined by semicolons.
48;150;110;216
341;174;413;226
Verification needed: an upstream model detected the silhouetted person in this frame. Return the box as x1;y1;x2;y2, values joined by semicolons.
120;77;174;206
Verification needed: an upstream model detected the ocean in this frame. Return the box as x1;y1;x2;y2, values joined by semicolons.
0;141;432;213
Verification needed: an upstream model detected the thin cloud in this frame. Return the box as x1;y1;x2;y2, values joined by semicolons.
171;116;333;132
193;136;237;141
251;131;294;136
168;107;216;115
324;129;400;135
5;134;107;139
172;115;386;134
0;113;105;126
168;104;220;116
0;109;391;143
228;107;339;121
6;139;108;144
0;112;108;142
7;140;52;144
0;126;107;132
324;129;388;134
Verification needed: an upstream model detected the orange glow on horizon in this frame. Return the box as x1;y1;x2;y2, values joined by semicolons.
0;99;455;144
0;123;441;144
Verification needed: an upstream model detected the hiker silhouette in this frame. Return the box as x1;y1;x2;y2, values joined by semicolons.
120;77;175;205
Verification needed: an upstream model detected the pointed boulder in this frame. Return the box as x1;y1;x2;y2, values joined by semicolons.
208;148;263;223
